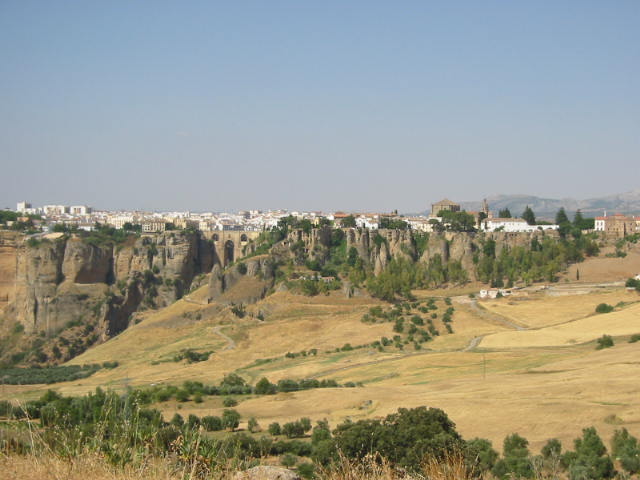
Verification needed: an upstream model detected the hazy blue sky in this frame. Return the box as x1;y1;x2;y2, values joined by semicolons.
1;1;638;212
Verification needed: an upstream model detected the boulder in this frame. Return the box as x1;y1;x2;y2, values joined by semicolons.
234;466;300;480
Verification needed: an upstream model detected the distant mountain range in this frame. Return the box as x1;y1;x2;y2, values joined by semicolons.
413;190;640;220
457;190;640;220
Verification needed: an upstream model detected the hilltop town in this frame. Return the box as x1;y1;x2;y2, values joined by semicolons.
5;198;640;237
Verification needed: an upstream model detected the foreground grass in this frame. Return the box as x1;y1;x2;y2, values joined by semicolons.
0;451;475;480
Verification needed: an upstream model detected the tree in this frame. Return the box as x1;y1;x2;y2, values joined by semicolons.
492;433;533;479
466;438;499;474
333;406;463;470
542;438;562;459
268;422;282;436
254;377;277;395
498;208;512;218
248;417;260;433
283;420;306;438
522;206;536;225
340;215;357;228
438;210;477;232
611;428;640;474
221;409;241;431
556;208;570;225
201;415;222;431
566;427;614;480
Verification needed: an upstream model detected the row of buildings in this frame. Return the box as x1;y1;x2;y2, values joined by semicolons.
9;200;639;236
594;213;640;237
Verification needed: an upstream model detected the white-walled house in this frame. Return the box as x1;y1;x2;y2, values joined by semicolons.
355;215;379;230
482;218;559;233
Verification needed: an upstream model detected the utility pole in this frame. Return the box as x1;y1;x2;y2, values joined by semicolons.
483;354;486;380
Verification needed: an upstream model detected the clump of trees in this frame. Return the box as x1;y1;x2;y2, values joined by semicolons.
0;362;117;385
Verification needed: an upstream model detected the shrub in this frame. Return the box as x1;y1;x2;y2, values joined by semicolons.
333;406;463;470
595;303;614;314
268;422;282;436
221;409;241;431
596;335;614;350
629;334;640;343
283;421;306;438
281;453;297;468
222;397;238;407
492;433;533;479
202;415;222;431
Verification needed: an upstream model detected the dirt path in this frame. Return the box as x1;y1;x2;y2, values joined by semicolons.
310;329;490;379
211;326;235;350
463;335;486;352
467;300;528;331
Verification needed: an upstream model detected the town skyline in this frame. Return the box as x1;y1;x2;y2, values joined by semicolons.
2;2;639;212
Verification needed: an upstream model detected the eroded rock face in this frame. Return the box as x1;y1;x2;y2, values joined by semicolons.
62;238;113;284
7;231;211;336
207;256;276;305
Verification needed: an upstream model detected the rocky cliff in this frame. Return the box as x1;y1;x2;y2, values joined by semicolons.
0;231;222;365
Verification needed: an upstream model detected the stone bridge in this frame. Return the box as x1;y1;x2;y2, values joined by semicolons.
204;230;261;267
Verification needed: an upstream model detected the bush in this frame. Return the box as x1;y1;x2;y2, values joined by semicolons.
596;335;614;350
281;453;298;468
492;433;533;479
222;397;238;407
333;406;463;470
201;415;222;431
268;422;282;436
595;303;614;314
221;409;241;431
629;334;640;343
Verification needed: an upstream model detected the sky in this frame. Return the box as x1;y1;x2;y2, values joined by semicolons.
1;1;638;213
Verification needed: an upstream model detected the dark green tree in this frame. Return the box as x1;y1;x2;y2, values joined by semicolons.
268;422;282;436
254;377;277;395
566;427;614;480
498;208;512;218
492;433;533;479
221;409;241;431
611;428;640;474
466;437;499;474
340;215;357;228
333;406;463;470
522;206;536;225
556;208;570;225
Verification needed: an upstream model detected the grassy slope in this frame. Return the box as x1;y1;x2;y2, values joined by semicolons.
3;272;640;452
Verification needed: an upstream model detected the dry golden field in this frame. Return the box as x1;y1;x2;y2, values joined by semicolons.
3;278;640;453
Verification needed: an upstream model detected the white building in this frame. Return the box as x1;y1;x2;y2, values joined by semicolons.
43;205;69;216
482;218;559;233
16;201;32;213
355;215;379;230
141;221;166;233
70;205;92;215
108;215;135;229
594;216;606;231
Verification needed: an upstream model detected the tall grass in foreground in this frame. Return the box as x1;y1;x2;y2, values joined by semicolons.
1;450;479;480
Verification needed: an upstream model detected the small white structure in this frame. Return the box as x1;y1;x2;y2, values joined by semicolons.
355;215;379;230
479;288;512;299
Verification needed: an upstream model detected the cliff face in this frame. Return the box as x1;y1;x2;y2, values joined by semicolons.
286;228;558;283
4;231;216;338
207;255;276;305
